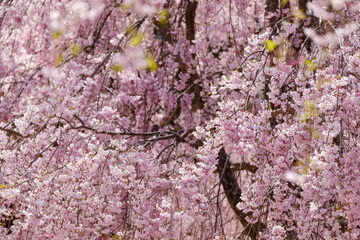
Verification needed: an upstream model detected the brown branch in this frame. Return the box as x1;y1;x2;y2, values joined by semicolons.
62;115;193;143
185;0;197;42
0;127;24;138
299;0;309;12
184;1;205;111
232;162;258;173
71;124;174;137
88;7;114;53
217;148;264;239
89;16;146;77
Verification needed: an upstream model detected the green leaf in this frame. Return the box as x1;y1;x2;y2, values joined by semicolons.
158;9;170;26
281;0;289;7
55;53;64;67
120;4;128;11
111;64;123;73
265;39;278;52
304;58;317;71
51;30;62;41
131;32;144;47
146;55;158;71
304;100;316;111
294;10;306;20
71;43;82;57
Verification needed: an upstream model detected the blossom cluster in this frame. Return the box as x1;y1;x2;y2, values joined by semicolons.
0;0;359;239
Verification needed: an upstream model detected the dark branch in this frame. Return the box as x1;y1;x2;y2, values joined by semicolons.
185;0;197;41
217;148;264;239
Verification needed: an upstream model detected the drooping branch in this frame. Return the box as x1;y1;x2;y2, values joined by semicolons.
217;148;264;239
185;0;197;42
184;0;204;111
59;115;193;146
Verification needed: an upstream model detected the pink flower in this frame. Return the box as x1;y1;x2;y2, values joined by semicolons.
100;106;116;120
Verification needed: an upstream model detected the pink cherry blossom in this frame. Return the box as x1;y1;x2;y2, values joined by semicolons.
0;0;359;239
